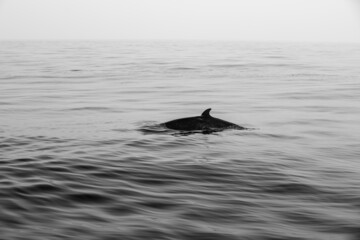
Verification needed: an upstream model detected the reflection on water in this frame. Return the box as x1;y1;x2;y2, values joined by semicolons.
1;41;360;240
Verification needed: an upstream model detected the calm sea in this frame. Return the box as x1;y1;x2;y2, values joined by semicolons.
1;41;360;240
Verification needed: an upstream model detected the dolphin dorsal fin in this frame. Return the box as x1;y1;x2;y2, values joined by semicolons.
201;108;212;118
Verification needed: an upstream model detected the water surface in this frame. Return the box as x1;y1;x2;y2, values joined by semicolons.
1;41;360;240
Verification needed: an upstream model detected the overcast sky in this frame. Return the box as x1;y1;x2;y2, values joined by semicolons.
0;0;359;42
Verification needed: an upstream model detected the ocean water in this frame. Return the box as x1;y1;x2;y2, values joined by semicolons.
1;40;360;240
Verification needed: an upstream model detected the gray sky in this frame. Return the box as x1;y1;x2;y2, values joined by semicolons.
0;0;359;42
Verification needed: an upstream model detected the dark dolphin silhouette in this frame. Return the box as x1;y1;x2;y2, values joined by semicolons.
161;108;245;132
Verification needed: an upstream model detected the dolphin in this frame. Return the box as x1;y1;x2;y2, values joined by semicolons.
162;108;245;132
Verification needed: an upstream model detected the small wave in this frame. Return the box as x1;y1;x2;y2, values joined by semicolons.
103;204;140;216
262;182;323;195
66;106;113;112
170;67;197;71
266;55;286;59
252;132;303;140
13;183;64;195
0;102;13;106
64;192;114;205
210;63;246;68
209;63;293;69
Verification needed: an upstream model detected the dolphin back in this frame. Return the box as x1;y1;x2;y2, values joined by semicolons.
162;108;245;132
